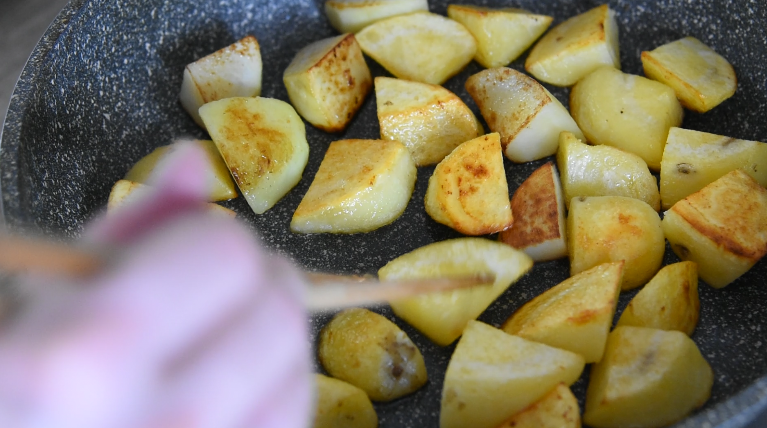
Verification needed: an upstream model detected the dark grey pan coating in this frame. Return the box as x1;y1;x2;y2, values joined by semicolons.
2;0;766;426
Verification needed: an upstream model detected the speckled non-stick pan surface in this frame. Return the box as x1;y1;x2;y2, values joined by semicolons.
2;0;766;426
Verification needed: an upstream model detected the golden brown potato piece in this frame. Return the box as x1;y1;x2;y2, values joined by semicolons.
503;262;623;363
313;374;378;428
568;196;664;290
375;77;483;166
498;162;567;262
617;261;699;336
662;169;767;288
424;133;513;235
108;180;235;217
584;326;713;428
496;383;580;428
642;37;736;113
284;33;372;132
318;308;427;402
325;0;428;33
440;321;585;428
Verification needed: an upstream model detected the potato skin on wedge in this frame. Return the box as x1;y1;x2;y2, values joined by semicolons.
313;374;378;428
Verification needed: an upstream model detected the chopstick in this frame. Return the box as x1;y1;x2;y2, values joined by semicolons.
0;234;495;310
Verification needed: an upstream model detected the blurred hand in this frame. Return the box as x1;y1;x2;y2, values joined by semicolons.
0;142;313;428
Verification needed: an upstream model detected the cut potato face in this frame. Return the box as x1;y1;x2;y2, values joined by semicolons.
179;35;262;128
557;131;660;210
290;139;416;234
642;36;737;113
325;0;428;33
318;308;427;402
199;97;309;215
313;374;378;428
424;133;513;235
375;77;483;166
660;127;767;210
466;67;583;163
284;33;372;132
124;140;237;201
498;161;567;262
356;12;477;85
497;383;580;428
584;326;713;428
568;196;664;290
570;66;684;170
617;261;699;336
440;321;585;428
447;5;552;69
662;169;767;288
525;5;619;86
503;261;623;363
378;238;533;346
108;180;235;217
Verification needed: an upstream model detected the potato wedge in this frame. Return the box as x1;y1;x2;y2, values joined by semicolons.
318;308;427;402
498;161;567;261
375;77;483;166
525;5;619;86
503;261;623;363
568;196;664;290
466;67;583;163
314;374;378;428
660;127;767;209
108;179;235;217
179;35;262;128
440;321;585;428
584;326;713;428
662;169;767;288
356;12;476;85
291;139;416;233
199;97;309;214
557;131;660;210
447;5;552;69
378;238;533;346
617;261;699;336
496;383;580;428
424;133;513;235
325;0;428;33
642;36;736;113
284;33;372;132
570;66;684;171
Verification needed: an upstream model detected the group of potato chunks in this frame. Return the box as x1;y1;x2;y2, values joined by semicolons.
105;0;767;427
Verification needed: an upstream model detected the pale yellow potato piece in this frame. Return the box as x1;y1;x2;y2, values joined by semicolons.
662;170;767;288
291;139;415;233
356;12;476;85
378;238;533;346
568;196;664;290
659;127;767;209
498;161;567;261
584;326;713;428
313;374;378;428
108;180;235;217
318;308;427;402
557;131;660;210
375;77;483;166
325;0;428;33
179;35;262;128
642;37;736;113
440;321;585;428
503;262;623;363
525;5;619;86
124;140;237;201
447;5;552;69
617;261;699;336
466;67;583;163
200;97;309;214
284;34;372;132
424;133;513;235
570;66;684;170
497;383;580;428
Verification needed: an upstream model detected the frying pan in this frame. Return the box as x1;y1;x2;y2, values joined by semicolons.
2;0;766;426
